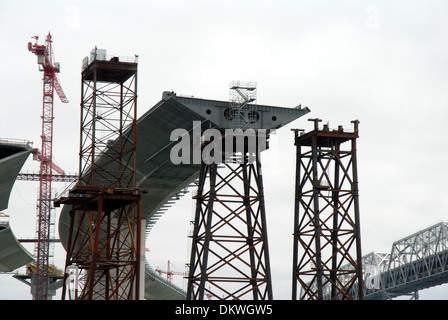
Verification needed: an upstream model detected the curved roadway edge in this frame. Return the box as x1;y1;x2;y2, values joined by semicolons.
0;140;33;211
58;91;310;299
0;140;34;272
0;224;35;272
144;262;186;300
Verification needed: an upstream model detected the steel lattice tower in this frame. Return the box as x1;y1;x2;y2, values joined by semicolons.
58;49;145;300
291;119;364;300
187;151;273;300
186;83;273;300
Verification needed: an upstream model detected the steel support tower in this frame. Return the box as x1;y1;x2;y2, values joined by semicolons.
57;49;145;300
28;32;68;300
291;119;364;300
187;83;273;300
187;150;273;300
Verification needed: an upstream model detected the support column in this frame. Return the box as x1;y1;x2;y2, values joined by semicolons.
138;218;146;300
57;52;146;300
58;187;144;300
187;152;273;300
292;119;364;300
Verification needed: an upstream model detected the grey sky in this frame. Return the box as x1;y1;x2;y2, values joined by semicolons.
0;0;447;299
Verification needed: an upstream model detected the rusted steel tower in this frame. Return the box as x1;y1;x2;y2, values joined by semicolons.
187;82;273;299
57;49;145;300
291;119;364;300
186;135;273;300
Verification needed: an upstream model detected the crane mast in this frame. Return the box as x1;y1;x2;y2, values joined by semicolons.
28;32;68;300
155;260;187;283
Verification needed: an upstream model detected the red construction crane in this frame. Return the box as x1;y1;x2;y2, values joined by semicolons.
155;260;187;283
28;32;68;300
155;260;214;298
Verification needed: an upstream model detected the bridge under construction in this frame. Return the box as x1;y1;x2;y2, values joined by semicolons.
1;46;448;300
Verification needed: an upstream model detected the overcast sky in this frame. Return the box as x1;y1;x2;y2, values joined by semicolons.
1;0;447;300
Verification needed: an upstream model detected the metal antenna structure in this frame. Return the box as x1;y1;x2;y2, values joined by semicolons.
291;119;364;300
28;32;69;300
57;49;146;300
186;81;273;300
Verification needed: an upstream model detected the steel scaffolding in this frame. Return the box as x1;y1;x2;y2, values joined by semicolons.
227;81;258;129
58;50;145;300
